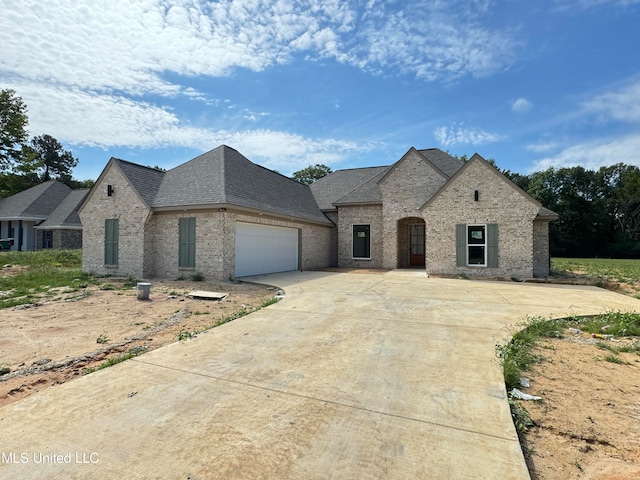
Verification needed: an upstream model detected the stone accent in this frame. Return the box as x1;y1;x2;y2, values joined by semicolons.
336;205;383;268
51;229;82;250
423;160;540;279
379;149;447;269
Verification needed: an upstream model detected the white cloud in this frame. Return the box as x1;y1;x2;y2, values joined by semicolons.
555;0;640;9
530;134;640;172
511;98;532;113
526;142;557;153
582;80;640;123
434;123;503;147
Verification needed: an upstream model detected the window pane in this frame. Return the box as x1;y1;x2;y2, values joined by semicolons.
468;246;485;265
468;225;485;244
353;225;370;258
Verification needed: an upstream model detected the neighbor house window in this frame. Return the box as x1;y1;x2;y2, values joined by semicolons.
456;224;498;268
104;219;119;266
352;224;371;259
179;217;196;269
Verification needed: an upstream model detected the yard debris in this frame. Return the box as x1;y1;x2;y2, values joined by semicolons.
0;366;10;376
187;291;228;301
568;327;582;334
592;333;613;340
519;377;531;388
511;388;541;401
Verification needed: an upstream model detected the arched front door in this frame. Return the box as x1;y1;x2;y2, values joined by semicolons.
409;223;425;266
397;217;426;268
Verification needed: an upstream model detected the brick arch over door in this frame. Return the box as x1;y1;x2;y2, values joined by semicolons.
397;217;426;268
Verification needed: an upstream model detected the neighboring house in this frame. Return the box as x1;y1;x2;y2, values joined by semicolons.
79;145;557;281
0;181;88;251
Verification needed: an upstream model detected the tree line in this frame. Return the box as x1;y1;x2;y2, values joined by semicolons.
0;88;92;197
504;164;640;258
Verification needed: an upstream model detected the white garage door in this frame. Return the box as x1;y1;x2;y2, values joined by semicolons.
235;222;299;277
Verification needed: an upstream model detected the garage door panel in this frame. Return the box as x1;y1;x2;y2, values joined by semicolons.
235;223;299;277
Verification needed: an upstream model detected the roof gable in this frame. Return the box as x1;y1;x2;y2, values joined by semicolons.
421;153;556;219
378;147;463;185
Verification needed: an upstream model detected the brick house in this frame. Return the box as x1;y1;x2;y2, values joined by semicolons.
78;145;557;281
0;181;87;251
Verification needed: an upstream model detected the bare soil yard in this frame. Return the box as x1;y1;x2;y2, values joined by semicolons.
0;276;273;408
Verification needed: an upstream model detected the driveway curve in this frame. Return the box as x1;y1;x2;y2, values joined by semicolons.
2;271;639;479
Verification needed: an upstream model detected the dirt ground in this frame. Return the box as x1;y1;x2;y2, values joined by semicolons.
1;269;640;479
0;277;274;408
520;332;640;480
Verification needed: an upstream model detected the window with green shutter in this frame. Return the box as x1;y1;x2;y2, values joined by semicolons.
455;224;499;268
104;219;119;266
179;217;196;269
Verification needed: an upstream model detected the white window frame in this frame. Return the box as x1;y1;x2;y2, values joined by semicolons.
467;224;487;267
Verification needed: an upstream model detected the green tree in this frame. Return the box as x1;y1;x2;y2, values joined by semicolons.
292;164;332;185
17;134;78;182
0;89;29;171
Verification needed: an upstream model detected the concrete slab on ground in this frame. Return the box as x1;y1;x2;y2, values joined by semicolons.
2;271;640;479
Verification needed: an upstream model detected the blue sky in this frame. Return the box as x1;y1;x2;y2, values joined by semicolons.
1;0;640;181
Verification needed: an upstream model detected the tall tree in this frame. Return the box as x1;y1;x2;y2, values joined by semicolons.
0;89;29;171
17;134;78;182
292;164;332;185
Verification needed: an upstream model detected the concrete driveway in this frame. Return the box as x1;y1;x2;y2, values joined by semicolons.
2;271;640;479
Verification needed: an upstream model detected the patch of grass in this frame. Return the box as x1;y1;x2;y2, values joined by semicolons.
177;330;198;341
509;398;534;435
552;257;640;284
567;311;640;337
595;341;618;353
85;349;144;374
0;250;93;309
96;333;109;344
604;354;625;364
618;342;640;354
496;316;562;390
191;272;205;282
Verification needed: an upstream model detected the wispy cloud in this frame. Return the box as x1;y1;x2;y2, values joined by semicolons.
434;123;503;147
511;98;532;113
530;134;640;171
581;79;640;123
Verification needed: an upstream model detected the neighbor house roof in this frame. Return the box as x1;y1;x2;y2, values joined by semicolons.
112;145;332;225
35;189;89;229
0;181;73;221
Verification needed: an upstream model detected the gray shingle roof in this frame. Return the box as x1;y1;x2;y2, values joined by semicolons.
417;148;464;177
36;189;89;228
0;181;71;220
310;166;390;210
118;145;331;225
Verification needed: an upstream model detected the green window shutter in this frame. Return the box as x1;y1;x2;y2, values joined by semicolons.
456;224;466;267
487;224;498;268
104;219;119;266
179;217;196;268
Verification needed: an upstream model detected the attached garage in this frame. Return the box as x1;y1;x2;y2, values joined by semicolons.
235;222;299;277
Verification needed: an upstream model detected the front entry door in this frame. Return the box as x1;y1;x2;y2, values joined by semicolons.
409;224;425;266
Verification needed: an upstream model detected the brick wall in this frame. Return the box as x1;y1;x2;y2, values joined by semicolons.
423;160;541;278
533;219;551;277
378;150;447;269
79;164;151;279
336;205;383;268
54;229;82;249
